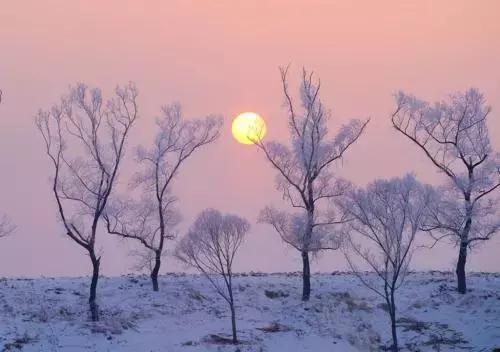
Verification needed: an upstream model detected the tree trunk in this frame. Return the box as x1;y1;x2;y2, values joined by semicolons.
456;194;471;294
389;293;398;352
151;251;161;292
230;302;237;344
456;242;467;294
89;251;100;321
301;251;311;301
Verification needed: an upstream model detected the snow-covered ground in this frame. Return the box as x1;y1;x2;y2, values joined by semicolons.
0;272;498;352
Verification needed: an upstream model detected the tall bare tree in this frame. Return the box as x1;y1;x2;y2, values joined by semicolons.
104;103;222;291
175;209;249;344
255;66;369;301
36;82;138;321
338;175;434;352
391;89;500;294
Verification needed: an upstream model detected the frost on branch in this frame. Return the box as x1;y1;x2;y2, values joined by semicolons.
255;66;368;301
36;82;138;321
392;88;500;293
258;206;342;253
338;174;435;352
175;209;249;344
104;102;222;291
392;88;500;246
132;103;223;193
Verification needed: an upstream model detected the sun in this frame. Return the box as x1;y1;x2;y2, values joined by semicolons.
231;112;267;145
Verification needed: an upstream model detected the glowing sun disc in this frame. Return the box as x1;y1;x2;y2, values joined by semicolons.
232;112;267;145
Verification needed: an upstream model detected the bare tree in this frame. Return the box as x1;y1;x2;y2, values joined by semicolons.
338;175;434;352
391;89;500;294
175;209;249;344
104;103;222;291
0;214;15;238
254;66;369;301
36;82;138;321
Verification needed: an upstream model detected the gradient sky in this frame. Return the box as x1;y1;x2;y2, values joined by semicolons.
1;0;499;277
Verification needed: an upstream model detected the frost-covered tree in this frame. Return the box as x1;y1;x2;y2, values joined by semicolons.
36;83;138;321
338;175;434;352
255;67;369;301
175;209;249;344
104;103;222;291
392;89;500;294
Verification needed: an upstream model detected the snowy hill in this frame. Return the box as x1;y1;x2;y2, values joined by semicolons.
0;272;499;351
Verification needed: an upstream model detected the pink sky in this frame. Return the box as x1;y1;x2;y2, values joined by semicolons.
0;0;499;277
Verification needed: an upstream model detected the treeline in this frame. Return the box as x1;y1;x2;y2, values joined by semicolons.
1;66;499;351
